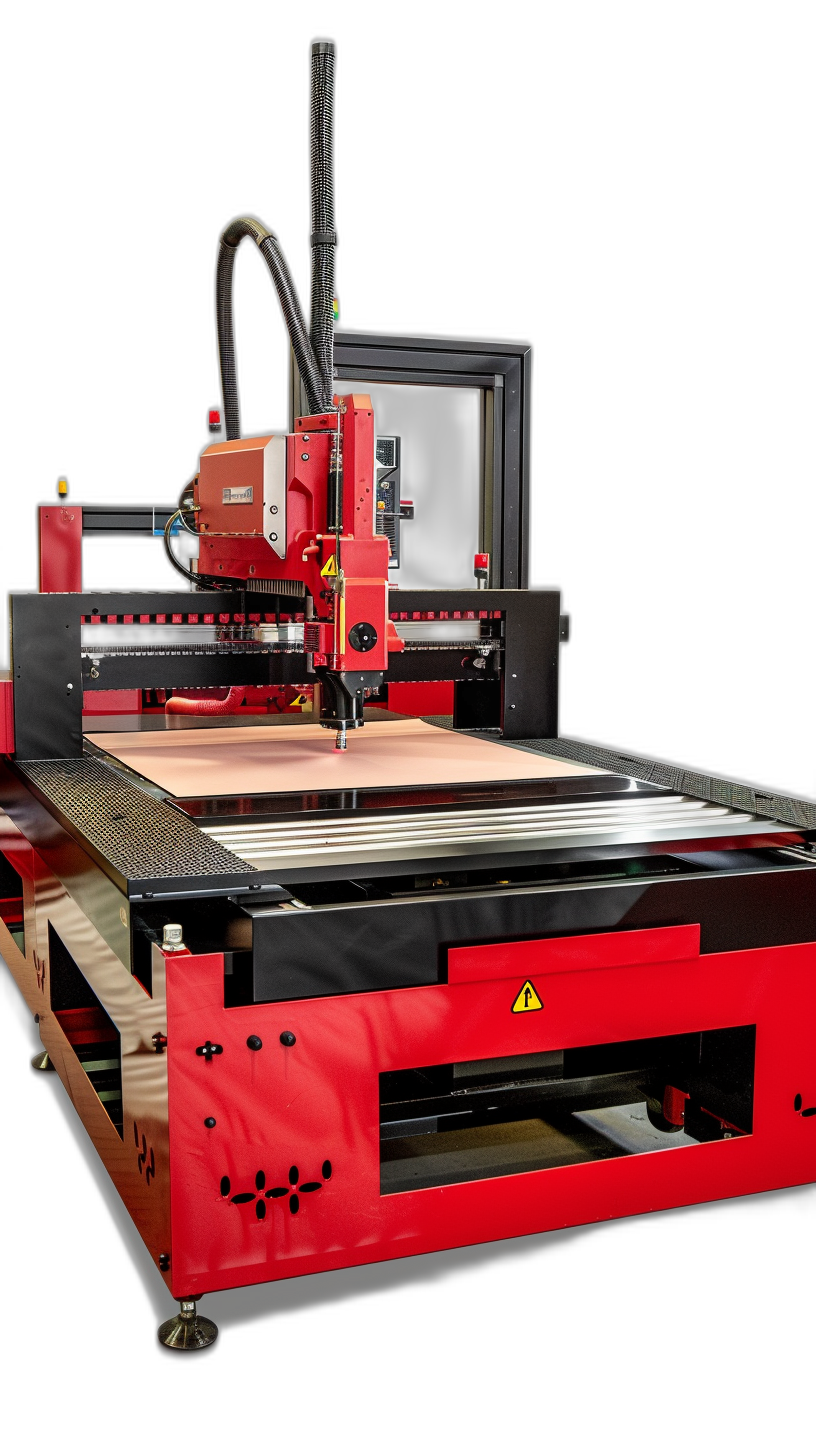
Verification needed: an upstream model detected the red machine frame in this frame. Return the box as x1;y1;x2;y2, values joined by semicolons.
4;812;813;1308
164;931;816;1296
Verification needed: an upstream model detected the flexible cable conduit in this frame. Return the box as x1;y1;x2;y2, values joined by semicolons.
309;41;336;405
165;685;247;716
216;217;326;436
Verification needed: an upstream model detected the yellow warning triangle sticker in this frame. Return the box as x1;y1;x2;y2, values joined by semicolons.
289;694;309;708
511;980;543;1013
320;554;338;577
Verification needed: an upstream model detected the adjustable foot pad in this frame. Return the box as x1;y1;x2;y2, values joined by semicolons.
158;1298;218;1351
31;1049;53;1072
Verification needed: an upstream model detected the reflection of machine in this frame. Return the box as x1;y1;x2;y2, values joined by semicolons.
2;39;816;1354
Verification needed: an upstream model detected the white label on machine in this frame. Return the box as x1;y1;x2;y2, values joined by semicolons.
222;486;254;504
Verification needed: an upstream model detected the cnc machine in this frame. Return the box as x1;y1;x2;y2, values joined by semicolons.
1;41;815;1350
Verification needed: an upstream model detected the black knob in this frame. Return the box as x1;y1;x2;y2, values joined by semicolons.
348;621;377;653
246;1035;263;1051
280;1031;296;1048
158;1253;170;1272
204;1117;216;1128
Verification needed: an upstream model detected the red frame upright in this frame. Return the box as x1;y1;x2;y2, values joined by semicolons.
39;505;82;592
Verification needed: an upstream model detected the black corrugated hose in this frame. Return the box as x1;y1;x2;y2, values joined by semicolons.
216;218;325;436
163;507;245;589
214;41;337;438
310;41;336;408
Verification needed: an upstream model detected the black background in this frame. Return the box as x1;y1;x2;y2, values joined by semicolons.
3;19;810;1386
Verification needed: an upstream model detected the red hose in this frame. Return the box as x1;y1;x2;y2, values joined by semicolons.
165;685;246;716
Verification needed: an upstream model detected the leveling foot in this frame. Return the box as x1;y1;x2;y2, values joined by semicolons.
158;1298;218;1351
31;1048;53;1072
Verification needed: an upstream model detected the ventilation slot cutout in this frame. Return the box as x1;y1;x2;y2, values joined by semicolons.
0;848;25;956
48;923;123;1138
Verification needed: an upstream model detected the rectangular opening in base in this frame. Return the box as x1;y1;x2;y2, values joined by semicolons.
48;924;123;1138
380;1027;755;1194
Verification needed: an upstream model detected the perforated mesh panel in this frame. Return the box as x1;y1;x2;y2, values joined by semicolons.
417;723;813;831
20;757;252;882
515;739;815;832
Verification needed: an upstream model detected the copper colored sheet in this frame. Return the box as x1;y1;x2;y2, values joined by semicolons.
86;719;605;798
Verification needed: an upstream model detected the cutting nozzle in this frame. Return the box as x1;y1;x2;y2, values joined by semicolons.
334;729;347;752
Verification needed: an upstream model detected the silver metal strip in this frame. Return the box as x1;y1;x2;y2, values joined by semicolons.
263;435;287;560
81;623;222;647
254;623;306;644
83;642;301;658
202;795;786;870
396;620;486;642
211;792;708;838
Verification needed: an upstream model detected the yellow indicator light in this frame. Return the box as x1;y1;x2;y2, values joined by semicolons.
57;476;68;498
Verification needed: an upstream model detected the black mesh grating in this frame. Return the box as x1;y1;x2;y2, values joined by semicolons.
513;739;816;832
416;723;813;831
19;757;253;883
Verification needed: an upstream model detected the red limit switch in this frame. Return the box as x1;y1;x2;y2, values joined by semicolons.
474;552;490;587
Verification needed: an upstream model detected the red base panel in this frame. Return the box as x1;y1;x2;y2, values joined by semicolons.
163;931;816;1300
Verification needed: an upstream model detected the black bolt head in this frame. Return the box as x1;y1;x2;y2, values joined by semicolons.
204;1117;216;1128
246;1035;263;1051
280;1031;296;1048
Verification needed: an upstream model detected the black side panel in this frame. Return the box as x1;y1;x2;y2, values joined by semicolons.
11;594;83;759
247;864;816;1003
9;589;264;761
393;589;560;739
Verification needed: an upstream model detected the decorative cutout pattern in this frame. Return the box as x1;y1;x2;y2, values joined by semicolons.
220;1160;332;1220
134;1121;155;1185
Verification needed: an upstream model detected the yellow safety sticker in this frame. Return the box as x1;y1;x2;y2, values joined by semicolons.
511;980;543;1013
320;554;338;577
289;694;309;708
